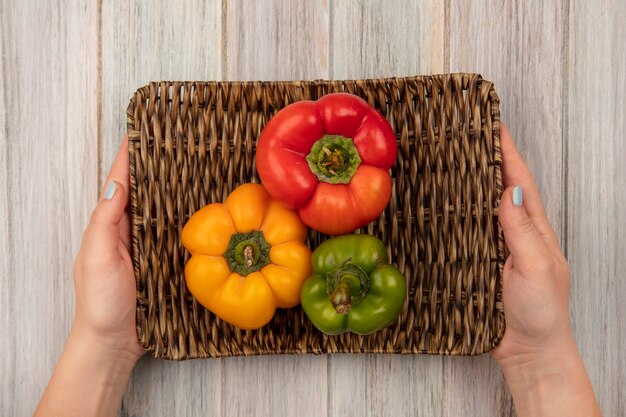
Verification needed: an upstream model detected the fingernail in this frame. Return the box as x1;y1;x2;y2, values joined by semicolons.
104;181;117;200
512;185;523;207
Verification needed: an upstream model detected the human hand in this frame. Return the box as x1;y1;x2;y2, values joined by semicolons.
493;124;600;416
492;123;572;366
72;136;144;363
35;137;144;417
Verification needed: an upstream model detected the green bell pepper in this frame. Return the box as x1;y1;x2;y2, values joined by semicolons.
300;234;407;335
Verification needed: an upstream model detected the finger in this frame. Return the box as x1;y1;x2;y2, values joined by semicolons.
499;185;552;275
87;180;127;252
499;124;560;248
500;124;547;217
100;136;130;206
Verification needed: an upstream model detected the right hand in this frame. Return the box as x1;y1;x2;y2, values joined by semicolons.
492;124;601;417
492;124;574;368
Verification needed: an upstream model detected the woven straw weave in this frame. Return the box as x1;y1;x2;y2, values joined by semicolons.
127;73;505;360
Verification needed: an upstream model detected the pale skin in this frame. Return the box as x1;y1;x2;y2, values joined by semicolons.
493;124;601;417
35;127;601;417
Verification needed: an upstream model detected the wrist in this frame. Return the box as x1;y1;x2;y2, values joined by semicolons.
496;332;600;417
34;325;139;417
69;323;141;372
495;330;578;385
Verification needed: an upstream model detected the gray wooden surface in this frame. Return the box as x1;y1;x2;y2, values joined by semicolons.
1;1;624;416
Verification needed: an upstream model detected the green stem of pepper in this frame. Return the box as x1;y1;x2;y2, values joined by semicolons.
326;260;371;314
224;230;270;276
306;135;361;184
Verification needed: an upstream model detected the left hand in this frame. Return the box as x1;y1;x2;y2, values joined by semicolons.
35;137;144;417
72;136;144;362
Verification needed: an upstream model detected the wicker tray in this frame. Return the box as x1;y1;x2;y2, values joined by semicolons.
127;73;505;360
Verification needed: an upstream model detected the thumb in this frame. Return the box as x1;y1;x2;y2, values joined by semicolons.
86;180;127;251
499;185;550;273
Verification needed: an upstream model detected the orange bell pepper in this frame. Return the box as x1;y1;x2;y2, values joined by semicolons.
181;183;311;330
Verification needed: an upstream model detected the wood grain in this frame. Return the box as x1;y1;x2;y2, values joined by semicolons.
221;3;330;416
330;0;445;78
0;2;12;412
220;355;327;417
567;1;626;415
225;0;330;80
100;2;224;416
328;354;443;417
448;2;565;415
441;355;513;417
0;1;99;416
328;2;445;416
120;358;221;417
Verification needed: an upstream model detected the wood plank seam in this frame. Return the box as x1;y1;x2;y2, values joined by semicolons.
221;0;228;81
444;0;450;71
560;0;570;257
97;0;104;193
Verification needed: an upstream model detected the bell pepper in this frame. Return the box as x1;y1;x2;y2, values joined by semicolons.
255;93;397;235
300;234;407;335
181;183;312;330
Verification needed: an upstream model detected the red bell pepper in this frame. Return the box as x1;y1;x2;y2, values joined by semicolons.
255;93;397;235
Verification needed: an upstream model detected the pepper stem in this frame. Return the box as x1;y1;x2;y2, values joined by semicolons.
330;283;352;314
243;245;254;267
224;231;270;276
326;259;371;314
306;135;361;184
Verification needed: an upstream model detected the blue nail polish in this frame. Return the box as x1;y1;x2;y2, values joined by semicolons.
104;181;117;200
512;185;523;207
